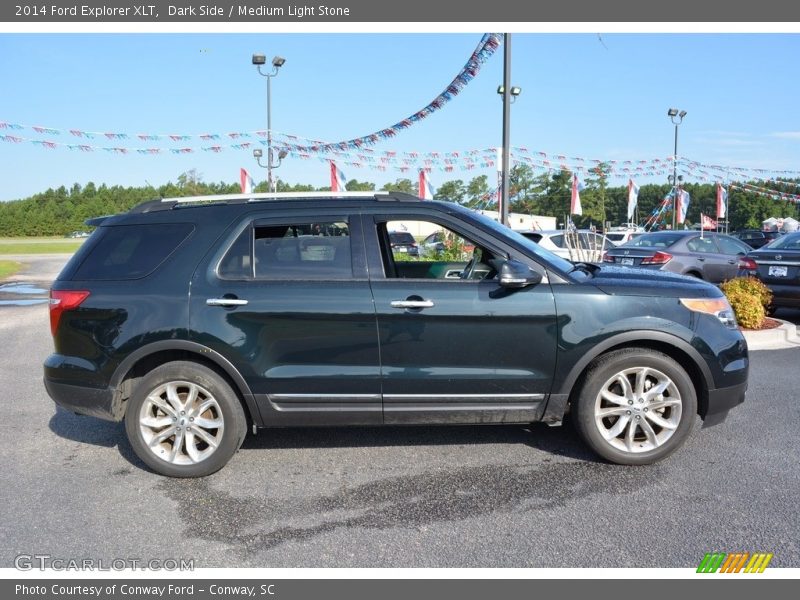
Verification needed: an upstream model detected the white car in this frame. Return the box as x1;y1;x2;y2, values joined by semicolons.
520;230;611;263
605;230;645;246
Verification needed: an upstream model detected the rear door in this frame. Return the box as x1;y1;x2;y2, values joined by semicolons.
712;235;752;281
684;235;724;280
189;210;381;426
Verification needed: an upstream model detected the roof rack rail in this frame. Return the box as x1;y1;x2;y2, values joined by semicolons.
128;191;424;214
160;191;394;203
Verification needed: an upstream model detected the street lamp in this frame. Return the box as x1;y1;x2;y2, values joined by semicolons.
253;53;286;192
253;147;288;174
667;108;687;229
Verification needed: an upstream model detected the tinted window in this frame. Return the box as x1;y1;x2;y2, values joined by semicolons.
219;221;352;280
521;232;543;243
72;223;194;280
765;232;800;250
625;233;682;248
549;234;565;248
389;232;415;245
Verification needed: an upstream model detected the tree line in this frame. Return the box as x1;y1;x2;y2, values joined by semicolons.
0;166;797;236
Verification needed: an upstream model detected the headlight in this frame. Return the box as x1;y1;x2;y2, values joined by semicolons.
679;298;738;329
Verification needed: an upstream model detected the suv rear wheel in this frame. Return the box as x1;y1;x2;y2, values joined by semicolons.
124;361;247;477
572;348;697;465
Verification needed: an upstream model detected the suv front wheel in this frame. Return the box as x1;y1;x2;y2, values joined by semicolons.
572;348;697;465
124;361;247;477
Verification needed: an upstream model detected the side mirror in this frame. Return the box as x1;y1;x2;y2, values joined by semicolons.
499;259;543;288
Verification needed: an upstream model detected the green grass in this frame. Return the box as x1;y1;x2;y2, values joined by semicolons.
0;237;84;254
0;260;22;279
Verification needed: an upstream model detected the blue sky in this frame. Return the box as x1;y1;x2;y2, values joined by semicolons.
1;33;799;201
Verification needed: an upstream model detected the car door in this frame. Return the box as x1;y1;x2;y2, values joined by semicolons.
189;211;381;426
364;212;558;425
713;235;752;280
684;235;726;281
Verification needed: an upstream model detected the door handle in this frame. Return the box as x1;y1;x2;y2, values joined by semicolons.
391;300;434;309
697;258;706;262
206;298;249;307
727;260;736;264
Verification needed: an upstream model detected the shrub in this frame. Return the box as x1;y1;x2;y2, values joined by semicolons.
720;276;772;309
721;277;772;329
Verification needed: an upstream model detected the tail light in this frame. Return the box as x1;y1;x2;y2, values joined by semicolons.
738;257;758;271
49;290;90;337
602;252;614;263
641;251;672;266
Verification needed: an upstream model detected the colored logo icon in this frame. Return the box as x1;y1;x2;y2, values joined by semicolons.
697;552;773;573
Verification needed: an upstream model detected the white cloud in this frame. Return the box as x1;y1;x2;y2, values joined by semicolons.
771;131;800;139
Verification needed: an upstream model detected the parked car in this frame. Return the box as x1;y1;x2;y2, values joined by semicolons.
44;191;747;477
419;229;475;258
604;231;752;283
604;229;645;246
388;230;419;256
730;229;784;249
520;230;611;263
738;231;800;312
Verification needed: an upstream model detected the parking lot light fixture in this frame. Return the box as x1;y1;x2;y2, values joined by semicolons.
253;53;286;192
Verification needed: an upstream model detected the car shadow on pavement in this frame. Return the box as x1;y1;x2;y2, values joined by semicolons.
240;420;600;463
48;406;147;470
48;408;601;472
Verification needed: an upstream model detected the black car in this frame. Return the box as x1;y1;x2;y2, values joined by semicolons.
738;231;800;311
44;192;748;477
730;229;784;249
388;230;420;257
604;231;751;283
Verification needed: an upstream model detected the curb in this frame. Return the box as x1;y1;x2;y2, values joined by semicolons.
742;319;800;351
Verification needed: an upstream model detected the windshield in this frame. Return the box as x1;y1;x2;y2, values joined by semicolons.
764;232;800;250
459;208;576;273
623;233;683;248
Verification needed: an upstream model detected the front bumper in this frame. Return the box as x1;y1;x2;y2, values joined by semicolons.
44;377;122;422
701;380;747;428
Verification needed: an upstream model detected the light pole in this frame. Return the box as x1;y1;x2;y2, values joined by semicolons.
667;108;687;229
498;33;522;227
253;54;286;192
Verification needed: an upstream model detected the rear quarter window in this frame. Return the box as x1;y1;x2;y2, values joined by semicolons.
71;223;194;280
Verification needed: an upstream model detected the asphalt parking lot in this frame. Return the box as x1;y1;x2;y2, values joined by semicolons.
1;255;798;568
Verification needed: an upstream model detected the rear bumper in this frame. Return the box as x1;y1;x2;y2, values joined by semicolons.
43;377;122;422
767;284;800;307
701;380;747;428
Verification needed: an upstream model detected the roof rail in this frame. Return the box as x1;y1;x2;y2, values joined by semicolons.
160;191;395;203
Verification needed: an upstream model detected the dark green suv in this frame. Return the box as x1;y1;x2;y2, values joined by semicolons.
44;192;748;477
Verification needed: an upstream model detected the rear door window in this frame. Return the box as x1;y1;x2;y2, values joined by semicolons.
219;220;352;280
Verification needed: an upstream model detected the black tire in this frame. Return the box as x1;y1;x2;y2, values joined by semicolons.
124;361;247;477
572;348;697;465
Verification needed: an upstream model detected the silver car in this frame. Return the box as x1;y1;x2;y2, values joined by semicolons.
604;231;752;283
